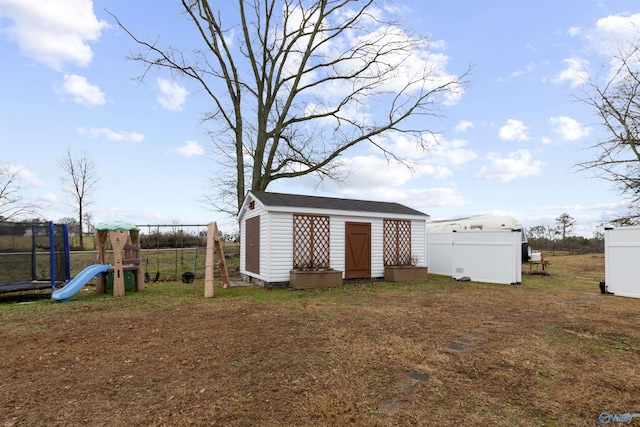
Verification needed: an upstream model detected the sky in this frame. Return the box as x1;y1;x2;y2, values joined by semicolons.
1;0;639;236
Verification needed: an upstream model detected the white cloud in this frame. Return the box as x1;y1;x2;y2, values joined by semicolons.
410;187;470;208
157;78;188;111
376;132;476;167
176;141;205;157
0;0;107;70
39;193;59;204
77;127;144;142
511;63;534;77
54;74;105;107
313;152;456;197
568;26;581;37
548;116;591;141
585;13;640;79
4;164;43;186
384;187;470;211
339;155;415;188
336;186;469;211
552;57;589;87
474;149;543;182
427;138;477;167
499;119;530;141
586;13;640;58
455;120;474;133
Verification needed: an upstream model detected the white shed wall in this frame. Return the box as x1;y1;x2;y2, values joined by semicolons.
605;226;640;299
411;220;427;268
265;212;294;283
240;202;428;284
371;218;384;277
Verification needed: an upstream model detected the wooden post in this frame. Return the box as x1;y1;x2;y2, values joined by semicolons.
95;230;108;293
204;221;230;298
215;223;230;289
109;229;128;297
204;223;215;298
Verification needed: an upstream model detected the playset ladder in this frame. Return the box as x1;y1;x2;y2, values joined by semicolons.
204;222;229;297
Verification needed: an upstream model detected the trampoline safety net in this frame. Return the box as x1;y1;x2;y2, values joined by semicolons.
0;222;68;285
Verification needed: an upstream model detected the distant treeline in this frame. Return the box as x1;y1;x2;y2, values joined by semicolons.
528;236;604;254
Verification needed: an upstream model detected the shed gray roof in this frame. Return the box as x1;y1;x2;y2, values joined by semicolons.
249;190;429;217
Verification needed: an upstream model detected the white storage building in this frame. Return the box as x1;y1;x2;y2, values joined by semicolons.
237;191;430;287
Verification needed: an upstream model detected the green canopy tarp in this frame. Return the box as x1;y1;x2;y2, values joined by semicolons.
95;221;140;232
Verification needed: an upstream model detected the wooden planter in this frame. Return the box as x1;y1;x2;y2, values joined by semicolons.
289;270;343;290
384;266;428;282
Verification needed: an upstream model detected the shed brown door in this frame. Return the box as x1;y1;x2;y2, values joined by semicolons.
345;222;371;279
245;216;260;274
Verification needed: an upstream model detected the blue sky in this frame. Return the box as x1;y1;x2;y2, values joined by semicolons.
1;0;638;236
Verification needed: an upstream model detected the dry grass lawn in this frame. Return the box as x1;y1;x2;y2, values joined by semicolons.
1;253;639;426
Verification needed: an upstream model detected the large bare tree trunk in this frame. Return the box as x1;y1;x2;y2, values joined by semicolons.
110;0;469;214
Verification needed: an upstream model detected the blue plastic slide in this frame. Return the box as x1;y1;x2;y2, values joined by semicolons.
51;264;111;302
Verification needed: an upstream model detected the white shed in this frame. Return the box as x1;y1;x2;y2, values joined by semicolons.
237;190;430;288
604;226;640;299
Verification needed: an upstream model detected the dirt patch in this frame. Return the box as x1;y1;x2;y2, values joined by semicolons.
1;253;639;426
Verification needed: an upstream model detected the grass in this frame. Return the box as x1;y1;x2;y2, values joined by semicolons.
1;252;639;426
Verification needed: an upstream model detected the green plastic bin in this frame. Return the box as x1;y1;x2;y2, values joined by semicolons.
106;270;136;293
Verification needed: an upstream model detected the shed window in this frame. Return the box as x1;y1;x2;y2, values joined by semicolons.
293;214;330;269
384;219;412;265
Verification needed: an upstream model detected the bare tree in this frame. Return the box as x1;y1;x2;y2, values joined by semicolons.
555;213;576;240
59;149;98;250
528;224;557;241
0;164;41;221
109;0;469;214
577;43;640;224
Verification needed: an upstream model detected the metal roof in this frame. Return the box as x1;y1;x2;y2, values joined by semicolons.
249;190;429;217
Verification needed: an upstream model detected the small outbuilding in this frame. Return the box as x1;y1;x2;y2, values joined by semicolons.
238;190;430;288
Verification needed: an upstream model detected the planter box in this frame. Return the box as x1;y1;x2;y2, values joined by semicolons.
384;266;428;282
289;270;343;289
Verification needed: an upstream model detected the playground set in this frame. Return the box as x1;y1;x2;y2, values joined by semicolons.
50;221;144;301
51;221;228;302
137;223;209;283
0;221;71;293
1;220;229;301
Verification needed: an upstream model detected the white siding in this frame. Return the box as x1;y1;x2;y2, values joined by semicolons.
266;212;294;282
371;218;384;278
605;226;640;299
329;217;345;274
411;220;427;268
238;196;428;285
